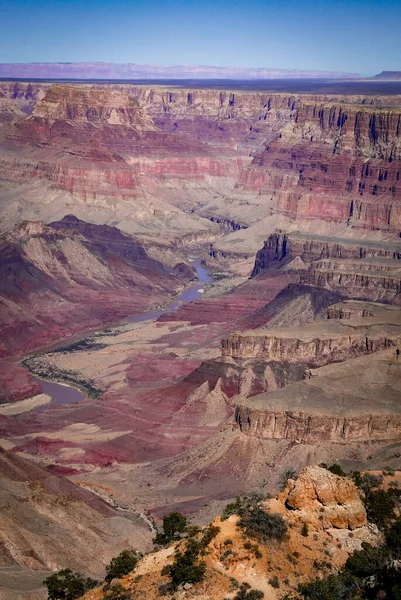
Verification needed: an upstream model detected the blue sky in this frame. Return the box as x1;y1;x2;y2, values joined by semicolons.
0;0;400;76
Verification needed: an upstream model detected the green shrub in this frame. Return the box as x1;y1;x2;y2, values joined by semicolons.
200;524;220;548
344;543;387;578
301;523;309;537
386;517;401;553
355;473;383;495
233;582;264;599
221;494;263;521
298;573;358;599
364;489;396;530
43;569;98;600
327;464;346;477
105;549;142;582
238;504;287;542
104;583;131;600
163;538;206;591
153;511;188;546
269;576;280;589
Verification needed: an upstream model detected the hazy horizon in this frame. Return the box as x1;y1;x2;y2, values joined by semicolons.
1;0;401;77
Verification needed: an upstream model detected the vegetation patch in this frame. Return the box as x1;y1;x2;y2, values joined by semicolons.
22;356;103;399
44;569;98;600
105;549;142;582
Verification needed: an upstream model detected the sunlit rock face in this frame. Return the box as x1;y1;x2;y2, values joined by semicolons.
280;466;367;530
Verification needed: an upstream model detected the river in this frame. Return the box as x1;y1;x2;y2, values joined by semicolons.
30;257;213;413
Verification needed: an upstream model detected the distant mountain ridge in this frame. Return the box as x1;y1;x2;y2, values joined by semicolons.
373;71;401;80
0;62;360;80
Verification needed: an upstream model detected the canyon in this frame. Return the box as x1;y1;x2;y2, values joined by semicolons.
0;78;400;598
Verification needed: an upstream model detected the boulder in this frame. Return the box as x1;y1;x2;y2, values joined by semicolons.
281;466;367;530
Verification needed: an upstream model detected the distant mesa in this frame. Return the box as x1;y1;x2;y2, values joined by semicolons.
0;61;360;80
373;71;401;80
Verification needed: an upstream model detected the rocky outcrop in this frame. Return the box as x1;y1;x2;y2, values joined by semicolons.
234;342;401;443
235;404;401;443
31;85;156;129
326;300;400;320
301;260;401;304
280;466;367;530
221;309;401;364
251;231;401;277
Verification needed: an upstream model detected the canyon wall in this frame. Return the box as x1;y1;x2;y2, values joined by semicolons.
221;328;400;365
251;231;401;277
235;405;401;443
1;83;400;237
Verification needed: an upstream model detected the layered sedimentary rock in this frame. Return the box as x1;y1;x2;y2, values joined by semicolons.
251;231;401;305
221;320;401;365
1;83;401;241
301;259;401;304
235;348;401;443
241;101;401;230
280;466;367;530
251;231;401;277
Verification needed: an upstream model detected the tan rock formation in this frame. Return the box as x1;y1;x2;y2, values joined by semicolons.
280;466;367;530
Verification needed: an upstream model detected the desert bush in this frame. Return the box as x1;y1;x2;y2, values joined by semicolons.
163;538;206;590
105;549;142;582
301;523;309;537
200;524;220;548
298;573;358;600
44;569;98;600
153;511;188;545
386;517;401;553
345;543;387;578
364;489;396;530
353;472;383;495
238;505;287;542
279;467;298;491
234;582;264;599
221;494;264;521
269;576;280;589
104;583;131;600
327;463;346;477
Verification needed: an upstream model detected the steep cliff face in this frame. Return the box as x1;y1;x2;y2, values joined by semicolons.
235;347;401;443
301;259;401;304
251;231;401;277
222;325;401;365
31;85;157;129
250;231;401;305
236;404;401;443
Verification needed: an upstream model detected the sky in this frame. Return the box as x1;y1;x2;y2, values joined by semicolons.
0;0;400;76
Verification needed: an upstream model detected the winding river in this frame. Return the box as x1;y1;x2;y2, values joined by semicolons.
30;257;213;413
